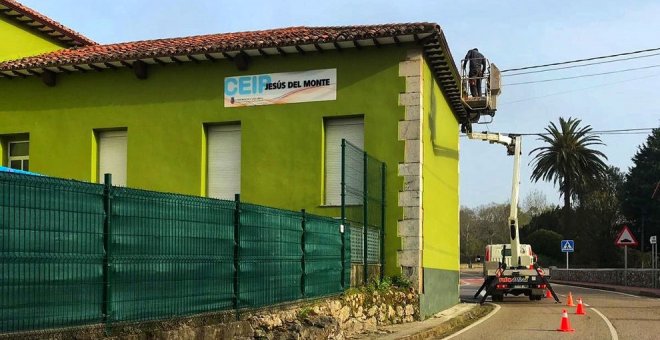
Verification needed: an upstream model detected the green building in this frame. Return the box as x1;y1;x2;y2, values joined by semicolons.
0;1;469;317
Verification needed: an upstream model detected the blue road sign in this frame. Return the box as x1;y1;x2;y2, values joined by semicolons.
561;240;575;253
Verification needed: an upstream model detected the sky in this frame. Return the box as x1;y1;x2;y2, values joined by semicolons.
20;0;660;208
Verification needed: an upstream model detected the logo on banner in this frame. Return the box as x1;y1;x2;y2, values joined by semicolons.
224;69;337;107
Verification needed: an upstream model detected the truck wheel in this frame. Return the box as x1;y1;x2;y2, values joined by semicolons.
529;295;542;301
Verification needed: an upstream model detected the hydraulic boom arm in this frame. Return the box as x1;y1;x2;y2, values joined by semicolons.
466;132;522;268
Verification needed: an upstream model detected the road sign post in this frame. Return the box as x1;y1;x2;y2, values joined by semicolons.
651;236;657;288
615;225;639;285
561;240;574;269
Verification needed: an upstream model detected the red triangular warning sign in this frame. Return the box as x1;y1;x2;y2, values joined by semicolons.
615;225;638;247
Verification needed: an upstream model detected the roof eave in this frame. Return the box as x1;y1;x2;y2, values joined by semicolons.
0;1;96;46
0;25;465;119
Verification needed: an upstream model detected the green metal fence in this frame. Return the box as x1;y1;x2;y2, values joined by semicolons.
0;172;348;334
341;139;386;284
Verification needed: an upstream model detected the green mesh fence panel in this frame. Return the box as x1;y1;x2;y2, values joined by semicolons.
0;173;104;333
342;224;351;288
303;215;342;297
350;226;363;263
341;140;385;270
1;173;351;334
342;141;364;234
239;203;302;308
109;187;235;322
366;228;381;264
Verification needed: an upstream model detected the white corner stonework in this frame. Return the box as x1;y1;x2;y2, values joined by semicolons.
397;48;424;292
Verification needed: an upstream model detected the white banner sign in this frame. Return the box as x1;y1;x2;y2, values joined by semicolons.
224;69;336;107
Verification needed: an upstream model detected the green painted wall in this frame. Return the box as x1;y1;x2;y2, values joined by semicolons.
0;17;66;62
419;58;460;316
420;268;459;318
0;46;413;274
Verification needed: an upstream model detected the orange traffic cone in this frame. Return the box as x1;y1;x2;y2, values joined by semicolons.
545;289;552;299
557;309;575;332
566;291;575;307
576;297;586;315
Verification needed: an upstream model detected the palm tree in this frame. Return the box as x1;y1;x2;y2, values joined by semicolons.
529;117;608;212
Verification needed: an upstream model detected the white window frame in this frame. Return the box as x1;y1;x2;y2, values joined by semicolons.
324;116;364;206
7;140;29;171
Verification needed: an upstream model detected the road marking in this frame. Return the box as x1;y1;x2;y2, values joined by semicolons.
553;283;641;298
592;308;619;340
441;303;501;340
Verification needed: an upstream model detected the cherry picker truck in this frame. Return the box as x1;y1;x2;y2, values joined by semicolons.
466;132;560;304
458;54;559;304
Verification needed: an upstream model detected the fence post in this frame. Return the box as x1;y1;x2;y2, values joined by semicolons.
363;152;369;285
380;163;386;281
102;173;112;329
233;194;241;319
340;139;346;288
301;209;306;298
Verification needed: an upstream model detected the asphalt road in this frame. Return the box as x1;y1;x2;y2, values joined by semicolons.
452;268;660;340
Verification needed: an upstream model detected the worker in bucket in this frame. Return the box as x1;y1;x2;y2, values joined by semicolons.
462;48;486;97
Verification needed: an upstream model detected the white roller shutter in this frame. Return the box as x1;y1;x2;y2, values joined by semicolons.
98;130;127;186
207;125;241;200
325;117;364;205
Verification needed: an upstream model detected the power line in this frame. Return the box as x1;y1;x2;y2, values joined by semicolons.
503;52;660;77
500;73;660;105
500;47;660;73
460;128;656;137
505;64;660;86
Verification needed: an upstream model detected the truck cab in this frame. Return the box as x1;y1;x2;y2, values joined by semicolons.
484;243;536;269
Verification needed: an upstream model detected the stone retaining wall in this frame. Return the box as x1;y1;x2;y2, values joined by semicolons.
8;286;419;340
551;268;660;288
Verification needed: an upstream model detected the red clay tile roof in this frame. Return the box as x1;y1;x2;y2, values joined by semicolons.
0;0;95;46
1;23;442;70
0;22;466;119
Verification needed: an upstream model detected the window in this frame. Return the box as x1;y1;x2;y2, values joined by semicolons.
8;140;29;171
324;117;364;205
98;130;127;186
207;124;241;200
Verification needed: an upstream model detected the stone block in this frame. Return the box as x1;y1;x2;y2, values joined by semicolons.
398;92;421;106
398;249;421;267
405;139;421;163
397;219;420;237
405;76;421;93
398;120;420;141
403;175;419;191
398;190;420;207
403;206;420;219
398;163;420;177
405;48;423;61
398;60;421;77
400;236;421;250
405;105;421;120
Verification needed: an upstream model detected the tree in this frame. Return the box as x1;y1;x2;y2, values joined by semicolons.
460;202;511;262
529;117;609;212
460;207;478;263
526;229;563;264
573;166;625;267
620;128;660;251
522;189;550;217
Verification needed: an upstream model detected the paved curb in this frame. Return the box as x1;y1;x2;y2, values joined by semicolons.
362;303;489;340
551;280;660;298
